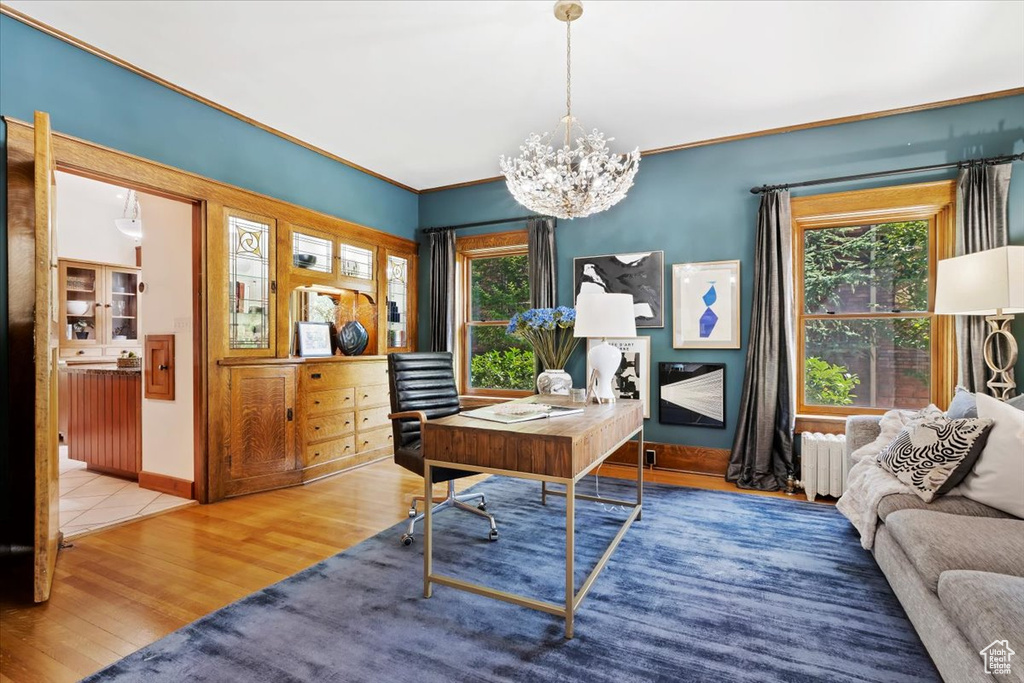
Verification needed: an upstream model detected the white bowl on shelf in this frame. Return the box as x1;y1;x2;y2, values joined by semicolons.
66;301;91;316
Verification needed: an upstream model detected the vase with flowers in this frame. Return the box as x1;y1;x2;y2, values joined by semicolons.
506;306;580;395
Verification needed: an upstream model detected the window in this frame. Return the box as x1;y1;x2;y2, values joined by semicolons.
457;232;534;396
792;182;956;416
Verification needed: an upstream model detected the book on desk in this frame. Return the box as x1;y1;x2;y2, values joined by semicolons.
462;403;584;424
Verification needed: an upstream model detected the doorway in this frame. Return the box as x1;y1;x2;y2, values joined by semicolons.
54;171;197;537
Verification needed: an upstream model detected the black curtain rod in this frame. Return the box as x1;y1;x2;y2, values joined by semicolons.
420;214;549;235
750;152;1024;195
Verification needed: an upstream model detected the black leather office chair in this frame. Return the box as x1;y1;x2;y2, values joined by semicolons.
387;352;498;545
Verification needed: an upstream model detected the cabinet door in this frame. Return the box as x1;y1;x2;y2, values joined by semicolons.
226;209;276;355
384;249;417;352
60;260;103;346
106;266;140;348
228;366;296;479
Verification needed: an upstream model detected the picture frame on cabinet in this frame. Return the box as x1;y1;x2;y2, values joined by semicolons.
672;260;741;349
587;337;651;418
296;321;333;357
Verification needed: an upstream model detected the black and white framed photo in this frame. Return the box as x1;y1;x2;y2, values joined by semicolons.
587;337;650;418
659;362;726;428
672;260;740;349
296;321;333;357
573;251;664;328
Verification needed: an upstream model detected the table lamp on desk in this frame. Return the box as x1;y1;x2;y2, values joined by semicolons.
573;292;637;403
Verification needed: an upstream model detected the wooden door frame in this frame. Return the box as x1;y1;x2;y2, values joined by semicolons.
6;115;419;514
5;117;211;504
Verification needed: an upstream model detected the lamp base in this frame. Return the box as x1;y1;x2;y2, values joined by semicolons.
588;340;622;403
984;314;1018;401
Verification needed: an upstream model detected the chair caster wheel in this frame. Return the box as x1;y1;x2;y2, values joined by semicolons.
401;534;414;546
408;509;417;518
477;503;487;511
488;529;499;542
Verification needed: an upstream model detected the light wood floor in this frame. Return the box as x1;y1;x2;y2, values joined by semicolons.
0;460;826;682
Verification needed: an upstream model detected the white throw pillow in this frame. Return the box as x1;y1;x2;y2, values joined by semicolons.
958;393;1024;517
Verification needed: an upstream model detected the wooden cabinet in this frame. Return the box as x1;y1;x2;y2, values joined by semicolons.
298;359;393;476
216;358;393;499
224;366;296;495
59;260;141;360
63;366;142;478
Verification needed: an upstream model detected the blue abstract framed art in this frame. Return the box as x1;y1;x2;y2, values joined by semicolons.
671;260;740;349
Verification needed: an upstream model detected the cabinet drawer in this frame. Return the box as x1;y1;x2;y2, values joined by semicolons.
357;405;391;433
301;362;388;390
61;348;103;359
304;388;355;416
303;435;356;467
357;426;394;454
304;410;355;443
356;383;390;409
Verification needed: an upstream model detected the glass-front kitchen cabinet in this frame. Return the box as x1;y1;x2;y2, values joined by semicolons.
59;259;141;361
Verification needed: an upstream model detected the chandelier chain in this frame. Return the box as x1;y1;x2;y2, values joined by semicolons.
565;20;571;121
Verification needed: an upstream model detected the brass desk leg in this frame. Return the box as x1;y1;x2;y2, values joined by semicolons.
565;477;575;639
637;427;644;522
424;462;433;599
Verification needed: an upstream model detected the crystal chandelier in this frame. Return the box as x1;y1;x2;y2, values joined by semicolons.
500;0;639;220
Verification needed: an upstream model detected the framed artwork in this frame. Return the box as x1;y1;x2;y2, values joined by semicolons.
296;321;333;357
672;260;741;349
573;251;664;328
587;337;651;418
659;362;726;429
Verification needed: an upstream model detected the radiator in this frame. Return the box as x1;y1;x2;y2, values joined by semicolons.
799;432;847;502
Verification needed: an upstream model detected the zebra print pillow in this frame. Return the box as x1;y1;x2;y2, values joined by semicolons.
876;416;993;502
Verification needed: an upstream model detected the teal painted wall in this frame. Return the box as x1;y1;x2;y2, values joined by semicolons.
418;94;1024;451
0;15;417;544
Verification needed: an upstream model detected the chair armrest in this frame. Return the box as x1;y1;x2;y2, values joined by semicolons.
389;410;428;424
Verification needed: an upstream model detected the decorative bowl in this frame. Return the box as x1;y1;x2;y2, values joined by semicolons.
337;321;369;356
66;300;91;316
293;253;317;269
117;356;141;369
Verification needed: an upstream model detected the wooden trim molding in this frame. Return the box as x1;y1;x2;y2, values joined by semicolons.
5;4;1019;197
791;181;957;417
419;88;1024;194
455;229;528;253
605;439;730;476
0;5;417;195
2;118;417;254
138;470;195;499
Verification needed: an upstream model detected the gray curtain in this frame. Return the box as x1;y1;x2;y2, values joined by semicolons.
429;228;456;353
528;218;557;308
955;163;1013;392
727;190;796;491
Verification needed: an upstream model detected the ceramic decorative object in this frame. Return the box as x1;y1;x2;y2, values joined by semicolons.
338;321;369;356
537;369;572;395
293;253;317;269
66;300;91;316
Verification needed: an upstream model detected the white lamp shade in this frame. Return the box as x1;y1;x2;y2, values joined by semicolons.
573;293;637;338
934;246;1024;315
115;217;143;240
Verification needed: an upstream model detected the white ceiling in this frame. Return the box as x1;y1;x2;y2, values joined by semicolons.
10;1;1024;190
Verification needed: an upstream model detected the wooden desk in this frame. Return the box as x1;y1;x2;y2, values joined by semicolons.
421;396;644;638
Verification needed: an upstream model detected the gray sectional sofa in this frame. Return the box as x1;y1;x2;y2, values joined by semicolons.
845;414;1024;683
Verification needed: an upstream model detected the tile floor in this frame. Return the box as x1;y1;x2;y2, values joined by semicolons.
60;447;193;538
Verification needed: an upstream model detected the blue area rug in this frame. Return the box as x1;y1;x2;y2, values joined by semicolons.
87;477;938;682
